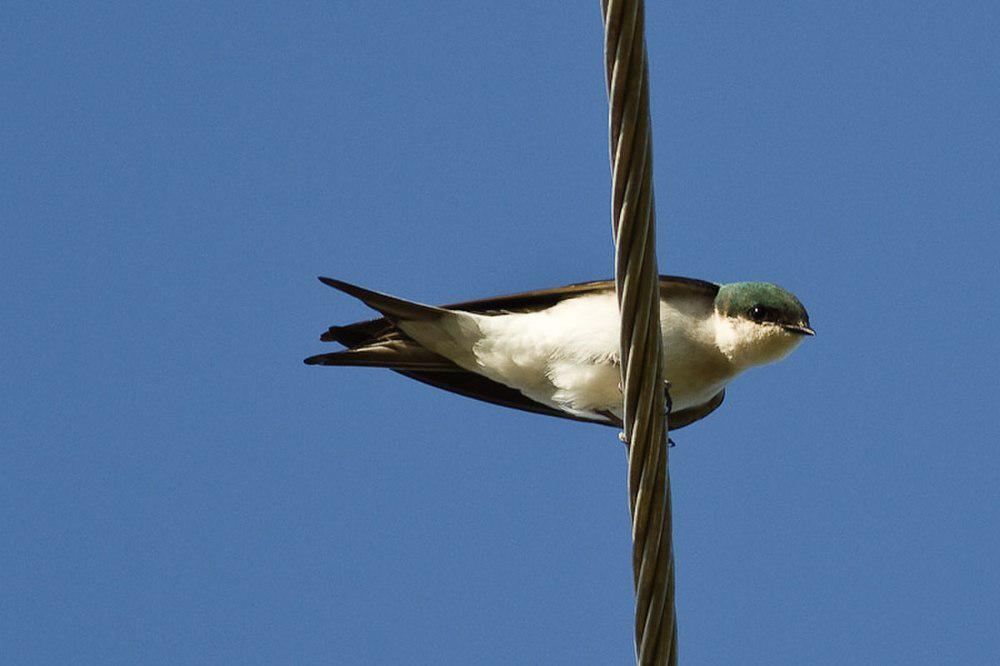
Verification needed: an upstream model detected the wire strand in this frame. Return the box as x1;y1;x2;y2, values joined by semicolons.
601;1;678;663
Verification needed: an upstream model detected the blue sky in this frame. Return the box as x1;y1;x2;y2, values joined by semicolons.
3;2;998;664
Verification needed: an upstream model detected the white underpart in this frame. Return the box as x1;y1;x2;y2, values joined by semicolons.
714;317;805;367
397;292;803;422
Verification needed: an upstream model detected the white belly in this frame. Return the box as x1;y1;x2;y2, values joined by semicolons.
399;292;736;421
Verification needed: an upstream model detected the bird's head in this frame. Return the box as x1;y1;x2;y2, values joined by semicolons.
713;282;814;367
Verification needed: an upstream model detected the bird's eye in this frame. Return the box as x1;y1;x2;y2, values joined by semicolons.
748;306;767;322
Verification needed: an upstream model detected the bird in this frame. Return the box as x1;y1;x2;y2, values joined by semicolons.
304;276;813;430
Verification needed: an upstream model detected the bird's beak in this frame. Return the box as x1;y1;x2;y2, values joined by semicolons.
783;324;816;336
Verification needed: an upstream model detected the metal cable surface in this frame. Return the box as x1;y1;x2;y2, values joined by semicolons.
601;1;677;663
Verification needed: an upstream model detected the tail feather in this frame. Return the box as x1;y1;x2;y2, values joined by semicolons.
304;344;460;371
320;319;390;345
307;280;458;371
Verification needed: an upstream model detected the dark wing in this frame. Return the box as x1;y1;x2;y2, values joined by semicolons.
395;374;725;431
439;275;719;315
669;389;725;430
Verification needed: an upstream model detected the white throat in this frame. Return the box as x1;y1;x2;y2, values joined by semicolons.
712;314;804;369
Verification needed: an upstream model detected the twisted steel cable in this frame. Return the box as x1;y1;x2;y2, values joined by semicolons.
601;1;677;663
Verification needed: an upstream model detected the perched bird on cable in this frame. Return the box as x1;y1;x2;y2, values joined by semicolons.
304;276;813;429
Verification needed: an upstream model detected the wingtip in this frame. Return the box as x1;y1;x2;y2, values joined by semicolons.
303;355;323;365
312;277;443;323
317;276;369;300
